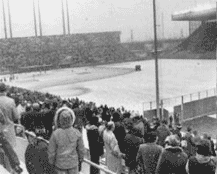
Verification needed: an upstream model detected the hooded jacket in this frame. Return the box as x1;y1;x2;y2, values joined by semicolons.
48;107;85;170
186;154;217;174
53;107;75;129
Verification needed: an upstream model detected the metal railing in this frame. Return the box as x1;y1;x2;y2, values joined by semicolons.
142;87;216;113
14;124;116;174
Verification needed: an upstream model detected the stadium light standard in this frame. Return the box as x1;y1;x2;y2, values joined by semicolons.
216;2;217;118
2;0;7;39
153;0;160;120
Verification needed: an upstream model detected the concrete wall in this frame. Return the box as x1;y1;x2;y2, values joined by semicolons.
144;108;169;121
174;96;217;121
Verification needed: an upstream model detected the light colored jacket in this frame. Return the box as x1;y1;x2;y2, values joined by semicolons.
48;127;85;169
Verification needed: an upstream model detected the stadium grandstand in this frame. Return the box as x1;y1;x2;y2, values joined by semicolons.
162;4;217;60
0;31;137;74
0;2;217;174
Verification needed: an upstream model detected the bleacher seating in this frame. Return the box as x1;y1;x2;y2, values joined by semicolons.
0;31;136;73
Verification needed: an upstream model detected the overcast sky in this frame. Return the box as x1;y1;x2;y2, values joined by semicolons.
0;0;215;42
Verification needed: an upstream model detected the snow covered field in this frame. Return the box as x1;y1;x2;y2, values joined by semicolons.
5;59;216;114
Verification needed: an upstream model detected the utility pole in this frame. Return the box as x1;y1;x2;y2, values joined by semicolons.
2;0;7;39
153;0;160;120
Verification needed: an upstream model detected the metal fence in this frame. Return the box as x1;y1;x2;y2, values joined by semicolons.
142;88;216;114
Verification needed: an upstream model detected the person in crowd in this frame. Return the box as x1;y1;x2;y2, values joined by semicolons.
156;135;188;174
172;123;183;140
136;131;163;174
191;130;202;156
186;139;217;174
103;121;125;174
25;131;37;174
112;112;126;153
86;116;104;174
20;103;33;132
73;102;85;133
202;134;216;157
123;125;143;174
182;127;194;157
207;136;216;156
16;95;26;119
156;119;171;147
48;106;85;174
132;115;145;138
0;83;20;148
0;110;22;173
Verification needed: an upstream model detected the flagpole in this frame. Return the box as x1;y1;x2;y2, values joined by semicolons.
153;0;160;120
33;0;37;37
2;0;7;39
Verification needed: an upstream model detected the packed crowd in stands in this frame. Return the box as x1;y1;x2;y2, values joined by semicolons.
0;32;135;72
0;82;216;174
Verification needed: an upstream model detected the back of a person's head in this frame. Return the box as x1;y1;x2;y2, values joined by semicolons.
32;103;40;111
89;116;99;126
59;110;73;129
193;130;198;136
165;135;180;147
0;83;6;93
112;112;121;122
187;126;192;132
196;139;211;156
145;131;157;143
55;107;76;129
129;126;141;137
161;119;168;125
105;121;115;131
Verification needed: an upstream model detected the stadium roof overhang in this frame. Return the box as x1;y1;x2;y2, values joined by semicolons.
172;5;216;21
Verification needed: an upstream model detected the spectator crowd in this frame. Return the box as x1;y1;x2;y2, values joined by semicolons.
0;32;134;73
0;82;216;174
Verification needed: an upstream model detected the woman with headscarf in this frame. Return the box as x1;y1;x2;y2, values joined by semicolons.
48;107;85;174
103;121;125;174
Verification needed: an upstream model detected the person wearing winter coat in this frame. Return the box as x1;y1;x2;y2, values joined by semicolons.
136;131;163;174
86;116;104;174
112;112;126;153
186;139;217;174
156;120;171;147
48;107;85;174
0;83;20;148
103;121;125;174
156;135;188;174
123;126;144;174
25;131;37;174
182;127;194;158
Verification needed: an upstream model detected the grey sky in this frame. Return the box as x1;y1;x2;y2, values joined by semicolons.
0;0;215;42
